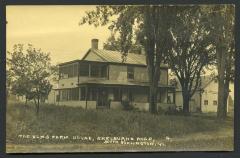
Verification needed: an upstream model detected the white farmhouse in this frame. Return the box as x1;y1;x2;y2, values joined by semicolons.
173;75;234;113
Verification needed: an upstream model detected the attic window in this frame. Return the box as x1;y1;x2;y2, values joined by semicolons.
127;66;134;79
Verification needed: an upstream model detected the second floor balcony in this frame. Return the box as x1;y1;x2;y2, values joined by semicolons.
59;61;108;79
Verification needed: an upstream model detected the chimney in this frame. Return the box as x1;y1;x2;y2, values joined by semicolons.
91;39;99;50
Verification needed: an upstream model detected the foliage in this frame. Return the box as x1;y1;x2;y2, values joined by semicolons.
80;5;180;114
167;7;214;114
7;44;53;114
121;100;134;110
80;5;234;118
202;5;235;119
103;34;143;55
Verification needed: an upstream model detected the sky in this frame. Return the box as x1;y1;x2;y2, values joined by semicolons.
6;5;111;64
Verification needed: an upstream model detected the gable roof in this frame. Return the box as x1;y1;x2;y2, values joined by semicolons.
174;75;216;91
201;75;216;89
82;49;168;68
58;48;168;68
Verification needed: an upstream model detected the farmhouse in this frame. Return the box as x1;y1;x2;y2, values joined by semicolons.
50;39;176;111
173;75;234;113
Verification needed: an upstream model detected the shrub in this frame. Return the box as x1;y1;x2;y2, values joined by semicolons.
165;106;183;115
121;100;134;110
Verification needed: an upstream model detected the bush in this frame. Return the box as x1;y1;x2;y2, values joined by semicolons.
121;100;134;110
165;106;183;115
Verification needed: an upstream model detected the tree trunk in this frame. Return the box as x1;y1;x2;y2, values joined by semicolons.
182;91;190;115
25;97;28;106
147;62;159;114
149;83;158;114
36;95;40;116
223;79;230;115
217;78;226;119
217;45;227;120
143;6;162;114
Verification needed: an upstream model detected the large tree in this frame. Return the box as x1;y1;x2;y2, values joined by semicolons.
167;7;214;114
103;34;143;54
203;5;235;119
7;44;53;115
80;5;178;114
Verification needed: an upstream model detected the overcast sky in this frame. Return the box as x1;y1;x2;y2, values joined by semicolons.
7;5;111;64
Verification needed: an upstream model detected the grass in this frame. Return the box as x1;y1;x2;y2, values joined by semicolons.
6;101;233;152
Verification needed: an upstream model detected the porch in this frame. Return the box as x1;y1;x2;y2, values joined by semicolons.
55;83;176;112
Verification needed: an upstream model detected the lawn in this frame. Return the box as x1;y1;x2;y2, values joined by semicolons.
6;101;233;152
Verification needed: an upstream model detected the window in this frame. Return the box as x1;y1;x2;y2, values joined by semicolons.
113;88;122;101
127;66;134;79
90;64;100;77
61;90;69;101
213;100;218;105
91;88;97;100
100;65;107;77
167;96;172;103
204;100;208;105
59;63;78;78
69;88;79;100
80;87;86;100
56;94;60;102
79;63;89;76
90;64;107;78
73;64;78;77
60;88;79;101
129;90;134;102
87;88;97;101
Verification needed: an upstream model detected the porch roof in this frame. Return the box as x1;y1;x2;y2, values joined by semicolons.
77;79;175;88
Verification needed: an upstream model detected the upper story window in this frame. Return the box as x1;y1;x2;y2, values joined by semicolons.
79;62;107;78
59;63;78;79
79;63;89;76
127;66;134;79
90;64;107;78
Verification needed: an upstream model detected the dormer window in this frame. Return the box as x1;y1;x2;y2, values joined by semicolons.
127;66;134;79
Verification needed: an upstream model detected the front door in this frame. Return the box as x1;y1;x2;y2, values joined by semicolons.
97;88;109;108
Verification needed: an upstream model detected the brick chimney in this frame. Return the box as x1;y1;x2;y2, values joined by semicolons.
91;39;99;50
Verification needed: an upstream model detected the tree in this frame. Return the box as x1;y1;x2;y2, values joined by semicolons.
7;44;53;115
80;5;178;114
167;7;214;114
203;5;235;119
103;34;143;55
